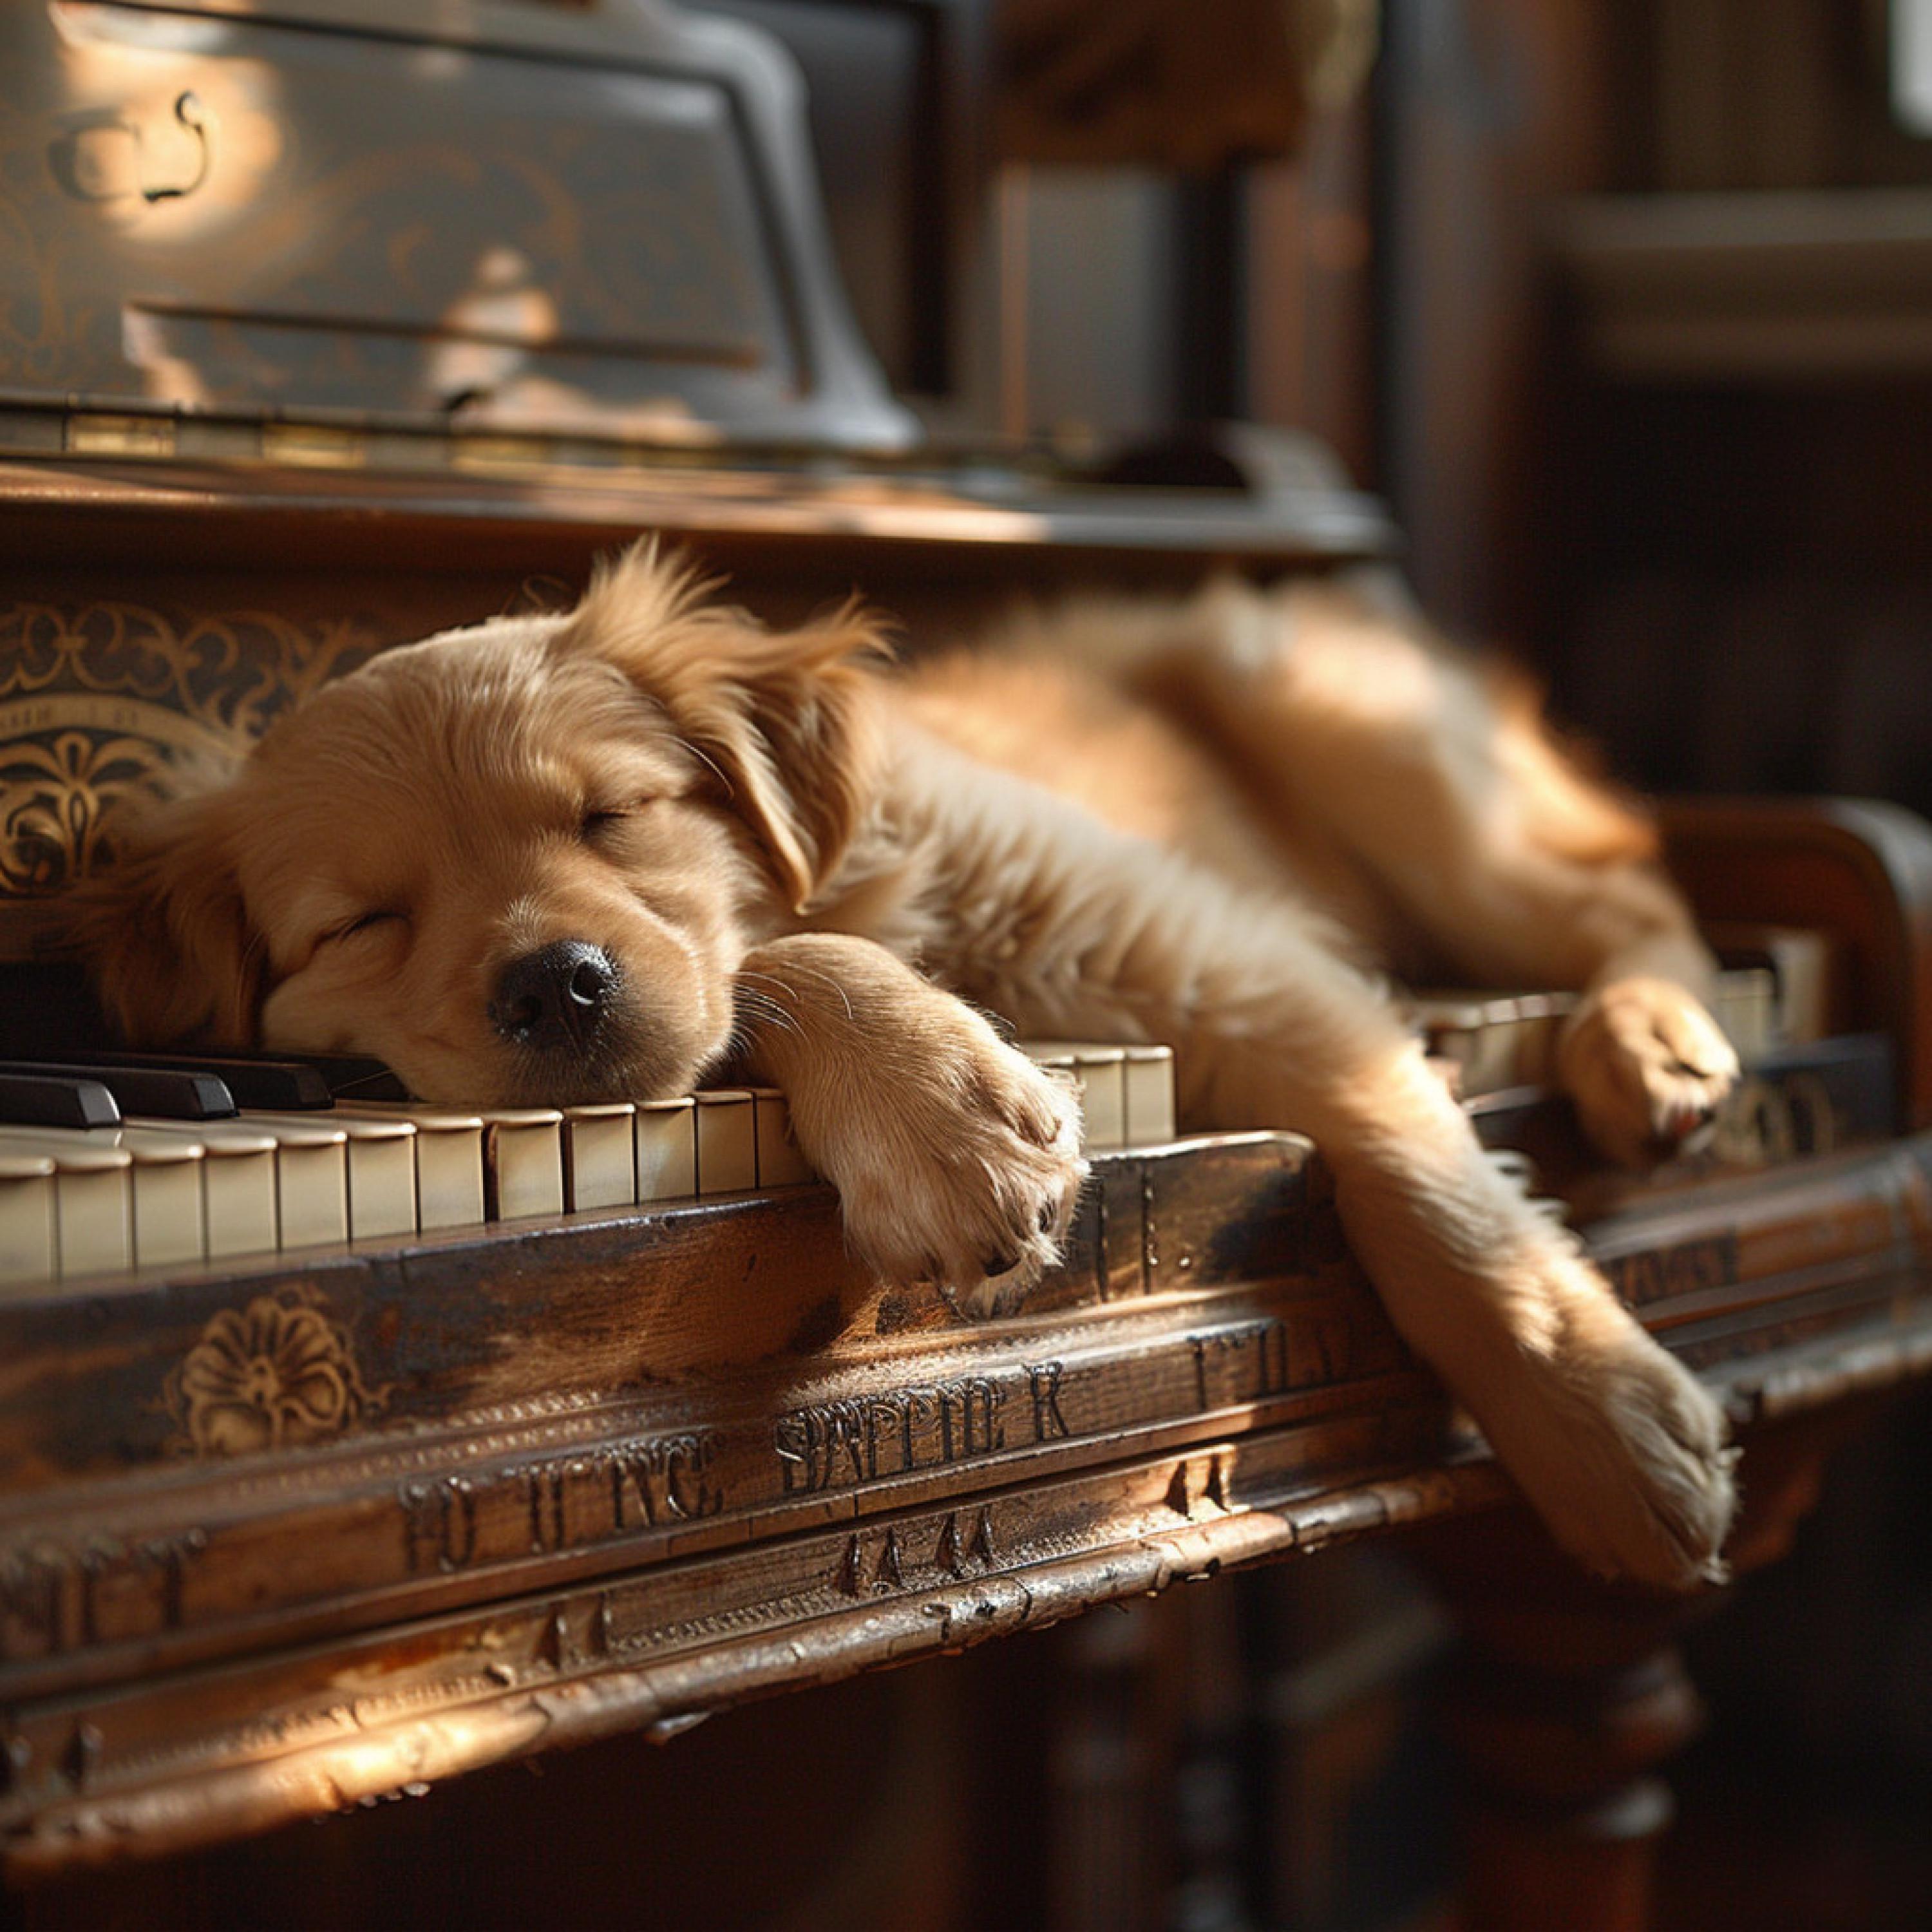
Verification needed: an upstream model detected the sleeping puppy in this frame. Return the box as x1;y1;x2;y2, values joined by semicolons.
60;547;1741;1591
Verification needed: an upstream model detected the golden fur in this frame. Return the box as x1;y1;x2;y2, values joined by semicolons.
61;549;1742;1590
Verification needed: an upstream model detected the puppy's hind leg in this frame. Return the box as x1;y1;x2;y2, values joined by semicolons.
1283;1043;1734;1589
1133;577;1739;1167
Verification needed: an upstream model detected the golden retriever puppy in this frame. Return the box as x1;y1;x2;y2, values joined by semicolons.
61;548;1740;1591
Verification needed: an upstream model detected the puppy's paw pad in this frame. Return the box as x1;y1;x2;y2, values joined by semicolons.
1558;978;1739;1170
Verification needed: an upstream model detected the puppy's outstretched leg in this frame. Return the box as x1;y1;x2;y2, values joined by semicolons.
731;933;1086;1316
1122;577;1739;1166
1220;1033;1736;1591
925;784;1735;1590
1175;960;1737;1594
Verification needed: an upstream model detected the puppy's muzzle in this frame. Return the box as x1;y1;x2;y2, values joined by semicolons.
489;940;621;1053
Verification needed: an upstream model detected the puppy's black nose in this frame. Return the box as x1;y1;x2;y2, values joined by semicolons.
489;940;620;1050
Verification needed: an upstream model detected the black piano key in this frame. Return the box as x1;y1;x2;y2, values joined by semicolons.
222;1050;413;1103
20;1048;335;1111
73;1045;413;1103
299;1054;413;1102
0;1061;234;1121
0;1070;122;1130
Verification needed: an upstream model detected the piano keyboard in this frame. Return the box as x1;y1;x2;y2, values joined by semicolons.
1409;942;1828;1099
0;1043;1177;1289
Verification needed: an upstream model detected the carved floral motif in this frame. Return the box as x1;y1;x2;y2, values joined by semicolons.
165;1291;386;1457
0;600;375;896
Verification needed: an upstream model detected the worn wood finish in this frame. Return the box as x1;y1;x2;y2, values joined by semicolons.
5;511;1932;1924
1663;799;1932;1133
2;653;1931;1893
3;1113;1932;1873
4;8;1931;1918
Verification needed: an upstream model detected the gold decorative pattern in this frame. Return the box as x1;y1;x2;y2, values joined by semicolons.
0;600;375;898
165;1291;386;1457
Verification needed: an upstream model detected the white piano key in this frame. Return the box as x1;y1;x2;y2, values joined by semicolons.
1712;965;1777;1061
0;1150;57;1291
562;1101;636;1211
0;1124;205;1271
750;1088;814;1186
117;1127;205;1269
694;1090;757;1195
1018;1043;1074;1072
339;1115;417;1240
1412;992;1530;1095
0;1132;132;1278
130;1119;280;1258
259;1119;350;1249
1066;1046;1128;1151
634;1097;697;1203
478;1108;565;1221
1122;1045;1177;1144
247;1112;417;1240
1018;1040;1177;1149
339;1104;486;1231
160;1112;346;1251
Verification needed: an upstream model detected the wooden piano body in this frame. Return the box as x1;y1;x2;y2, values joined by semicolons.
3;3;1932;1923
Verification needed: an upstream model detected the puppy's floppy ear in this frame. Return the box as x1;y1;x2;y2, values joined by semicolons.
556;544;891;913
51;790;263;1046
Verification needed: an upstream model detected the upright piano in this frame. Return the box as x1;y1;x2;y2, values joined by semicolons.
4;4;1932;1926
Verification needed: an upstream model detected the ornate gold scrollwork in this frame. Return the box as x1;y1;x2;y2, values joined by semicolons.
0;600;375;900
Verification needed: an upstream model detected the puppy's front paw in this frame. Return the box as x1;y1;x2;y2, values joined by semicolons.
1558;977;1739;1169
810;1019;1086;1320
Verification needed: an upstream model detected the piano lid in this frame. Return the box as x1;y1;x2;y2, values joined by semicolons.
0;0;915;451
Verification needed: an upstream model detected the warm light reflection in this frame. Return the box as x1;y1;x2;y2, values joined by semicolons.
52;3;287;249
426;245;560;406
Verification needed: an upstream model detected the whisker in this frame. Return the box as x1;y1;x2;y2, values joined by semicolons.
734;969;804;1009
731;988;802;1041
334;1065;409;1098
764;960;855;1023
685;741;735;798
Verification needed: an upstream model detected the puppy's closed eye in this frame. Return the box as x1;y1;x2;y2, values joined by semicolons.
331;911;406;943
580;806;632;840
579;797;663;844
